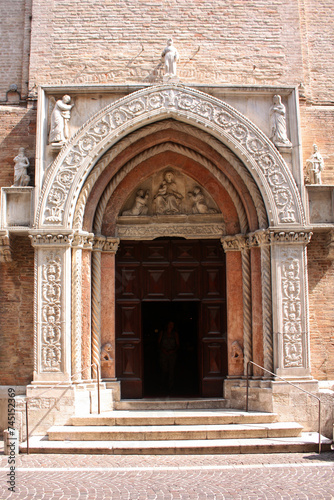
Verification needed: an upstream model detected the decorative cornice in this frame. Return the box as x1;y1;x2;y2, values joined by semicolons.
221;229;313;251
269;230;312;245
0;230;12;262
29;231;74;247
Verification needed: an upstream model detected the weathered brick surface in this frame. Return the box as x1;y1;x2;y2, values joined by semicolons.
0;236;34;386
307;233;334;380
0;0;32;101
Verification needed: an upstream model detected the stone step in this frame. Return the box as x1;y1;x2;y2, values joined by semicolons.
114;398;230;411
48;422;303;441
20;433;332;455
70;409;278;427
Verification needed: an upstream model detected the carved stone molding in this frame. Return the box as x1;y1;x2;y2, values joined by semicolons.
41;253;62;372
36;85;305;229
72;231;94;249
0;231;12;262
29;231;73;247
269;230;312;245
103;238;120;253
221;234;247;252
92;236;106;252
117;223;226;240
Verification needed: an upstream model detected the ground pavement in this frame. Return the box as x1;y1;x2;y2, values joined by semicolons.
0;450;333;499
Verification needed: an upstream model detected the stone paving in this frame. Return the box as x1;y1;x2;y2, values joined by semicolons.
0;452;333;499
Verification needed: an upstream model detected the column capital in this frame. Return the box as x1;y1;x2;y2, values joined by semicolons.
103;237;120;254
221;234;247;252
29;230;74;248
72;231;94;250
269;229;313;245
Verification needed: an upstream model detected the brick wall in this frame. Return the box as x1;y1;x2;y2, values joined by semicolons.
0;236;34;385
308;233;334;380
0;0;32;101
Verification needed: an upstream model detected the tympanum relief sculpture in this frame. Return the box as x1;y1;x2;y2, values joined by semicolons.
120;169;219;218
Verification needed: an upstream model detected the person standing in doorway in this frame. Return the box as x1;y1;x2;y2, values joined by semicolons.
158;321;180;395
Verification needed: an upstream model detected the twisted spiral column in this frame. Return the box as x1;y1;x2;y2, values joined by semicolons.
241;245;252;375
261;243;273;374
71;246;82;382
91;237;105;378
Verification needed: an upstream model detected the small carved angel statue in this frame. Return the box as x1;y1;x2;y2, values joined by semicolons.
49;94;74;144
188;186;217;214
161;38;179;77
269;94;292;147
122;189;149;216
306;144;324;184
12;147;30;186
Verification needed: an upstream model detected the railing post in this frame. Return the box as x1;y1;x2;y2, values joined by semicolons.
318;399;321;455
25;399;29;455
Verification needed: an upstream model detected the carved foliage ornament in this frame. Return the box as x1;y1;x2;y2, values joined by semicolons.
41;254;62;372
281;250;303;368
38;86;303;228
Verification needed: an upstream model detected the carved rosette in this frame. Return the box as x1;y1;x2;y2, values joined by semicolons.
41;254;62;372
37;86;305;229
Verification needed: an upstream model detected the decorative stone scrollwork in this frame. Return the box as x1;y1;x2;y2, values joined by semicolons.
0;231;12;262
117;223;226;240
37;86;304;228
41;254;62;372
281;250;303;368
269;230;312;245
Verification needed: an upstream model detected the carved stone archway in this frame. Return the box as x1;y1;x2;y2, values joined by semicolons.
30;85;312;393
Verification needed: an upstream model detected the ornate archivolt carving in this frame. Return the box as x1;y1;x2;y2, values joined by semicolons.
41;253;62;372
36;85;305;229
73;120;267;232
94;142;246;234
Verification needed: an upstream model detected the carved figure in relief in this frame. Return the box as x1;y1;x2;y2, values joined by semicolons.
306;144;324;184
101;343;113;362
12;148;30;187
49;95;74;144
188;186;217;214
269;95;292;147
161;39;179;77
231;341;243;359
122;189;149;216
153;171;183;215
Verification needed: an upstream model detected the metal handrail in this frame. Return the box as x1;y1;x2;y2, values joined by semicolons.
246;361;322;454
24;362;101;454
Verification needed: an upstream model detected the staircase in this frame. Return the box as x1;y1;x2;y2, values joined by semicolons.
20;399;332;454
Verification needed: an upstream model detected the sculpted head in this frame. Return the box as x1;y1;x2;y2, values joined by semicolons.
62;95;71;104
164;170;174;183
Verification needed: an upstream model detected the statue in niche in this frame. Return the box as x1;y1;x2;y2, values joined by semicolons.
12;148;30;186
188;186;217;214
153;170;183;215
269;95;292;147
122;189;149;216
161;38;179;78
306;144;324;184
49;95;74;144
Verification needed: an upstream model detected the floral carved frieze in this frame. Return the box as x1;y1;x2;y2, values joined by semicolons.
281;251;303;368
117;223;226;240
37;86;304;229
41;253;62;372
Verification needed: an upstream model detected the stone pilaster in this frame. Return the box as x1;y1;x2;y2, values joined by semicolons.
0;230;12;262
269;229;313;379
29;230;73;382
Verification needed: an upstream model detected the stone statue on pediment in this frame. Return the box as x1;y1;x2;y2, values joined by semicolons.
306;144;324;184
49;95;74;144
161;39;179;81
269;95;292;147
12;148;30;186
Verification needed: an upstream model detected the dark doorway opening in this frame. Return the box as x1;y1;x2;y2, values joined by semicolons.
142;302;200;397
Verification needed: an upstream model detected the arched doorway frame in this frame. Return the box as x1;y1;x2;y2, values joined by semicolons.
30;85;312;389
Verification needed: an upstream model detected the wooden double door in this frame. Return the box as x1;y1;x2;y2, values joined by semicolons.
115;239;227;398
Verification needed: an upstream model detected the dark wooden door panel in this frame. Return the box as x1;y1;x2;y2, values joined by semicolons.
173;266;199;299
142;265;171;300
116;266;140;300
